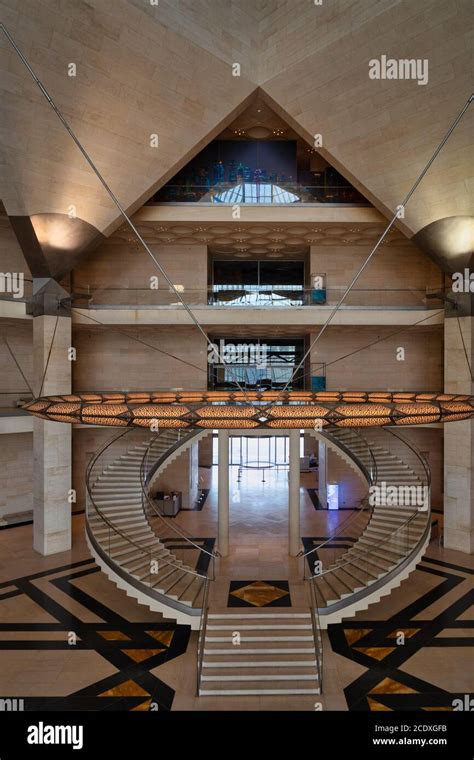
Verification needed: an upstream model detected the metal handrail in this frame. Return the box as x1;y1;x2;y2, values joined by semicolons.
384;427;432;487
301;424;431;568
308;576;323;693
143;428;195;483
196;575;211;695
306;427;432;596
86;428;207;581
300;500;371;562
86;427;130;488
140;429;220;559
308;505;428;583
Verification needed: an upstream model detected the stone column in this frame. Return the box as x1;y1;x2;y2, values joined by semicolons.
318;440;328;508
217;430;229;557
33;311;72;555
288;429;301;556
444;315;473;553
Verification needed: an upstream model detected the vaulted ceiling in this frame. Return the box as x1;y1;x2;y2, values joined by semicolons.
0;0;472;274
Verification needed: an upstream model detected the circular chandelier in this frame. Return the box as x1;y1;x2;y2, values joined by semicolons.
23;391;474;429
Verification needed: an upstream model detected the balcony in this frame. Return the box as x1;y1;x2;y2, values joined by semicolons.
147;182;368;206
72;285;445;311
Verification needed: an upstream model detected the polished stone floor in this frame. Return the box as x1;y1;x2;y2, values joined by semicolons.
0;464;472;711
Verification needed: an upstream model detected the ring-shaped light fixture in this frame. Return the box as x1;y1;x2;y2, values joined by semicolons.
23;391;474;429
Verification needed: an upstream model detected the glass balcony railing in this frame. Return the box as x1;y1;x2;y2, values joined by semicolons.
72;285;446;310
147;183;368;205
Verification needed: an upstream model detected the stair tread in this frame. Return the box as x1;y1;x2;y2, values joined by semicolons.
201;673;318;681
199;688;320;695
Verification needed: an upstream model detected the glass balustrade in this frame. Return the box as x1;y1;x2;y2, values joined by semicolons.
148;183;368;205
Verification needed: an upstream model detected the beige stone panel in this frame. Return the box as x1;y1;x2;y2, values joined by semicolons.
444;316;473;554
0;302;30;320
261;0;473;234
33;315;72;555
0;207;32;278
135;204;385;225
73;244;207;300
0;319;33;407
311;324;443;392
310;242;442;306
0;0;256;233
73;307;445;328
72;324;207;392
0;416;33;434
131;0;262;72
258;0;398;82
33;416;71;555
445;316;472;393
198;433;213;467
0;431;33;518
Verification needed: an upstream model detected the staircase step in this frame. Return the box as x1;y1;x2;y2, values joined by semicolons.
312;576;340;604
345;549;393;573
331;567;364;592
179;576;205;605
337;559;379;583
200;673;318;682
110;538;160;560
203;648;316;655
357;537;407;559
199;687;320;696
95;526;152;542
94;496;142;504
202;660;317;668
205;635;314;642
208;613;310;619
94;510;147;530
123;552;171;573
153;569;189;595
170;572;203;599
133;562;183;584
206;624;312;631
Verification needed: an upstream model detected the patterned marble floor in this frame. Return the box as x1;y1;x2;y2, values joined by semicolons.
0;465;471;712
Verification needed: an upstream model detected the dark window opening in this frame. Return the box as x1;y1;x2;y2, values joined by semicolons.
208;338;306;391
211;260;305;306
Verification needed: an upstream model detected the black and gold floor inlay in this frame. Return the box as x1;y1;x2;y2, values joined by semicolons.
328;556;474;711
228;580;291;607
0;559;191;711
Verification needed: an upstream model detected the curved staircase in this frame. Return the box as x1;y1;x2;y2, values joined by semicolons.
85;422;431;694
305;426;431;626
86;428;215;628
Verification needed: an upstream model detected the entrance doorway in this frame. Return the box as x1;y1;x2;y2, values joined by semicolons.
212;433;305;479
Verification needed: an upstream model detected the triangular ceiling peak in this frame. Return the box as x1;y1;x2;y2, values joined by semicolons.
150;90;369;207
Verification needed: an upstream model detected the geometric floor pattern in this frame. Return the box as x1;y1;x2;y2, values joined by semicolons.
329;556;474;711
0;550;472;711
227;580;291;607
0;559;190;711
